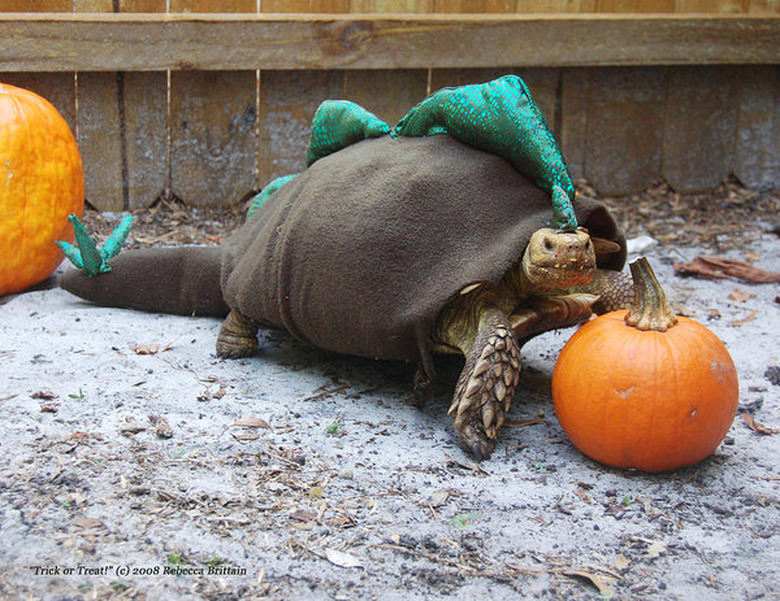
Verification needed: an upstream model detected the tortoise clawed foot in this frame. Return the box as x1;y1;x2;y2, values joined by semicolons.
448;311;521;460
216;310;259;359
453;411;496;460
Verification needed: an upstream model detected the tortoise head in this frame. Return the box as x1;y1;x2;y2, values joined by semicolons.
522;227;596;289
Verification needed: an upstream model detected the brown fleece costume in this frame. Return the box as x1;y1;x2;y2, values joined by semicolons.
61;135;626;369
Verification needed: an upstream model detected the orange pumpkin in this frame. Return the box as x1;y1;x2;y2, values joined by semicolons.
552;257;738;473
0;83;84;296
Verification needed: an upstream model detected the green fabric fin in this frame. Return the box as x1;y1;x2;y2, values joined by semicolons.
57;214;134;277
393;75;578;231
306;100;391;167
247;174;299;218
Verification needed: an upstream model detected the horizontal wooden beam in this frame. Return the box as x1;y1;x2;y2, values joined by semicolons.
1;13;778;72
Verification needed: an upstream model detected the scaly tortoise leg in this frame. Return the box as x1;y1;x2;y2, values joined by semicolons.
448;309;521;460
216;309;259;358
580;269;634;314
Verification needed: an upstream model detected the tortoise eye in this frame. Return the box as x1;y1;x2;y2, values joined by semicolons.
544;239;554;251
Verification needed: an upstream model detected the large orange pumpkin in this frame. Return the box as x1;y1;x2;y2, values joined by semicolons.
552;257;738;473
0;83;84;296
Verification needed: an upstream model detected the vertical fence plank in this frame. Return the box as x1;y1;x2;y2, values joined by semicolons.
345;70;428;124
122;0;167;208
663;66;739;192
560;69;589;182
735;65;779;190
434;0;516;11
77;72;124;211
597;0;674;10
170;70;257;207
584;67;666;194
257;70;345;187
125;72;168;208
73;0;113;10
516;1;597;11
173;0;257;10
674;0;748;11
748;0;780;12
261;1;349;11
349;0;434;10
0;0;71;10
169;0;258;207
120;0;167;12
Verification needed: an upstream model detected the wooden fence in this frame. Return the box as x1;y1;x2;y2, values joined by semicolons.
1;1;778;210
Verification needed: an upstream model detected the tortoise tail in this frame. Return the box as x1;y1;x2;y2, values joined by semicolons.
59;246;229;317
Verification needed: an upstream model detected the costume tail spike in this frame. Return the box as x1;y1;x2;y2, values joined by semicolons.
56;214;133;277
100;214;134;262
552;184;578;232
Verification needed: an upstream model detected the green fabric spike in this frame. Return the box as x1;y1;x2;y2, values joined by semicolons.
248;174;299;218
306;100;391;167
56;214;133;277
393;75;578;231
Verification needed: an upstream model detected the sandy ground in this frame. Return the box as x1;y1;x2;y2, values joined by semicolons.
0;215;778;600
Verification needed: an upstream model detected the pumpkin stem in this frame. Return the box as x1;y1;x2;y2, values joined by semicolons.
624;257;678;332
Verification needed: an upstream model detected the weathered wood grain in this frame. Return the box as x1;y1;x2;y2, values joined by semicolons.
735;65;779;191
124;72;168;208
170;70;258;207
76;72;124;211
560;68;589;182
584;67;667;195
1;14;778;72
345;69;428;124
257;70;345;188
662;66;740;192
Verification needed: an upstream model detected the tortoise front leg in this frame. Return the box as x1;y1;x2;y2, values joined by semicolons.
216;309;259;358
448;309;521;460
580;269;634;314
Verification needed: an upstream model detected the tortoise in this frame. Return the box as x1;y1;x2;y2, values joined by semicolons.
59;77;633;459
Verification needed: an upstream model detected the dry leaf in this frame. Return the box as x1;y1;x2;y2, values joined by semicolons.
429;489;451;507
675;256;780;283
645;540;668;558
324;548;364;569
728;289;754;302
31;390;58;400
74;517;104;529
289;509;316;522
612;554;631;571
153;416;173;439
563;570;616;596
132;343;160;355
741;412;779;435
674;258;730;279
231;432;260;442
232;416;271;429
732;309;759;327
